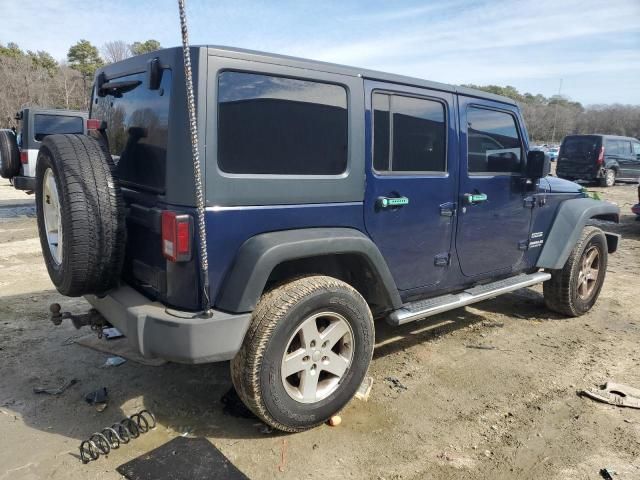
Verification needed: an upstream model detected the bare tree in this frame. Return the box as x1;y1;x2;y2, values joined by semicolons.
101;40;131;64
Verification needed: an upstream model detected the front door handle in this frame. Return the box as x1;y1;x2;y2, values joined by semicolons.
377;196;410;209
462;193;488;206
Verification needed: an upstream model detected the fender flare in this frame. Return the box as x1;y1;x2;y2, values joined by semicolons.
215;228;402;313
536;198;620;270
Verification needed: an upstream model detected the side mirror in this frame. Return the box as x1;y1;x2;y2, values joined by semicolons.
526;150;550;179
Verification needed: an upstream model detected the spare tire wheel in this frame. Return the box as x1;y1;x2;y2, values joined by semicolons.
0;129;21;179
35;134;125;296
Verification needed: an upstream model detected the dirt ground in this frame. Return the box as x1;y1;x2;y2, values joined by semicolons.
1;176;639;480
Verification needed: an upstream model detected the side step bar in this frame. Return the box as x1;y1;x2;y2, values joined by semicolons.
387;272;551;326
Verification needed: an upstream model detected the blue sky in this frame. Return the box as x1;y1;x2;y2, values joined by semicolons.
1;0;639;105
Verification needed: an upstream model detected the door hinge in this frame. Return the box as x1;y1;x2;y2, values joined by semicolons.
439;202;457;217
434;253;451;266
518;240;529;250
523;196;536;208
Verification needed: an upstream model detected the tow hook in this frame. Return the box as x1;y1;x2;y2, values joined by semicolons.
49;303;111;335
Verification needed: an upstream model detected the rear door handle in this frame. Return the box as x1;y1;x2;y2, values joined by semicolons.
377;196;409;209
462;193;488;206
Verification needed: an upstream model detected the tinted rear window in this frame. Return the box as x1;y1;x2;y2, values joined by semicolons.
373;92;446;173
217;71;348;175
562;136;599;156
34;115;84;141
91;70;171;192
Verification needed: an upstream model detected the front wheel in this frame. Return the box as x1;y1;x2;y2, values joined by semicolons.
543;226;608;317
231;275;374;432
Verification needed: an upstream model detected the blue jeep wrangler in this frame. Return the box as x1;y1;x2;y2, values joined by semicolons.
35;46;620;432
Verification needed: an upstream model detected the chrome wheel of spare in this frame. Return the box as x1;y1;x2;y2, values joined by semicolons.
577;245;600;300
281;311;354;404
42;168;63;265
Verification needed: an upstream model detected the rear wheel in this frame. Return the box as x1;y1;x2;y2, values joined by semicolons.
0;130;20;179
599;168;616;187
231;275;374;432
543;226;608;317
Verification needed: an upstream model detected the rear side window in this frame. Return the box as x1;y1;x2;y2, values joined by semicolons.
33;115;84;141
217;71;348;175
91;70;172;192
606;139;628;155
373;92;446;173
467;107;522;174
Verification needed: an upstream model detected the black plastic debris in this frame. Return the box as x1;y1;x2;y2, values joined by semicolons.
117;437;249;480
85;387;108;411
600;468;615;480
33;378;78;395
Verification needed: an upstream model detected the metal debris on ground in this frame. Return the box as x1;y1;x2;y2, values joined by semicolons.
581;382;640;409
355;376;374;402
33;378;78;395
102;327;124;339
116;436;248;480
385;376;408;392
100;356;127;368
79;409;156;463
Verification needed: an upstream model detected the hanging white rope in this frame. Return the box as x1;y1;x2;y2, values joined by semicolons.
178;0;211;314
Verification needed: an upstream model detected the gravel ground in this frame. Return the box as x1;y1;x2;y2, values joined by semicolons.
0;177;639;480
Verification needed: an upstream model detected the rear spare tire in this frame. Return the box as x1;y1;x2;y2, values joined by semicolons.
35;134;125;296
0;130;20;179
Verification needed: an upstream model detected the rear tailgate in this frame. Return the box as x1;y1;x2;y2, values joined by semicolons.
557;135;601;178
90;67;201;311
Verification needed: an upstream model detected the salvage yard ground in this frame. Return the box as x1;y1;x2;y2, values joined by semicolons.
0;178;639;480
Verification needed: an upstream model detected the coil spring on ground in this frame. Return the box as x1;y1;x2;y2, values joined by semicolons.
79;410;156;463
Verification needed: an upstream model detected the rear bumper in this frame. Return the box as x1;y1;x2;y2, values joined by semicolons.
12;176;36;191
85;286;252;364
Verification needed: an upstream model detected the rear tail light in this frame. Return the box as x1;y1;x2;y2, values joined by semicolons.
161;211;193;262
86;118;101;130
596;146;605;165
20;151;28;164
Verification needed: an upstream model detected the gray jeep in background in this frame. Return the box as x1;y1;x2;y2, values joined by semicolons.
0;108;87;190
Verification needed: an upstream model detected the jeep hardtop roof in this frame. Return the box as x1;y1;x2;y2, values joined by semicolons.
96;45;517;107
16;107;87;118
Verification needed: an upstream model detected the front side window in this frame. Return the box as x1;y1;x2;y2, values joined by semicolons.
467;107;523;174
217;71;348;175
34;115;84;141
373;92;446;173
633;142;640;156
